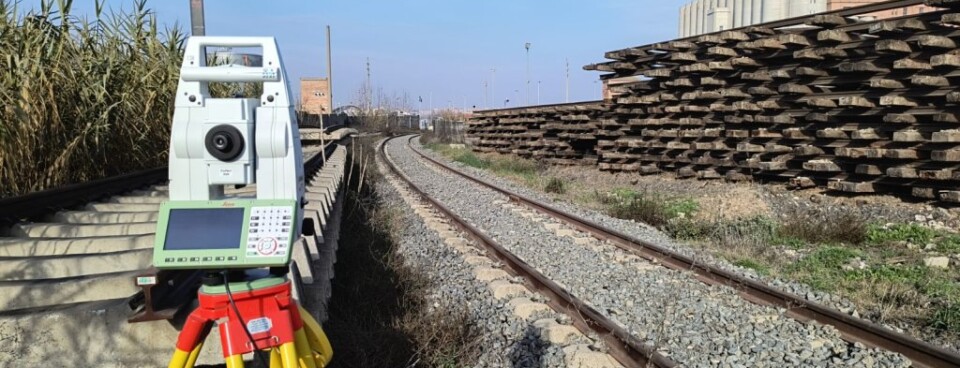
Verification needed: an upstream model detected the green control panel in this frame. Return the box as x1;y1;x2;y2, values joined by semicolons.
153;199;298;269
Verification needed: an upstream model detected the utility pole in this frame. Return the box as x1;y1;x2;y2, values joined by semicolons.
490;68;496;110
326;26;333;112
525;42;531;106
189;0;205;36
483;81;488;109
565;58;570;103
365;57;371;110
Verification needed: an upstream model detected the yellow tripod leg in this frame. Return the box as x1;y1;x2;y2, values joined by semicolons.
270;348;283;368
279;342;299;368
168;349;192;368
298;306;333;367
184;342;204;368
224;354;245;368
294;328;319;368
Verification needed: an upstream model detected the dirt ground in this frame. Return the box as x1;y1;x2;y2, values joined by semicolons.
547;165;960;231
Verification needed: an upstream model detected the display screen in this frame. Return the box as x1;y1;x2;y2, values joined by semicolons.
163;208;245;250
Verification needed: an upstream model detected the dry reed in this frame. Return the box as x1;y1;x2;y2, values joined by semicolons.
0;0;184;197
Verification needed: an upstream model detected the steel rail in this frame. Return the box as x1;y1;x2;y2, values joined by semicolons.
379;135;677;368
405;135;960;368
0;168;167;228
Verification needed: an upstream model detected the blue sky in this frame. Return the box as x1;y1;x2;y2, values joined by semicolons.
60;0;689;110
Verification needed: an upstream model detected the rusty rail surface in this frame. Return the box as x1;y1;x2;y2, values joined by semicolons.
406;135;960;368
379;135;678;368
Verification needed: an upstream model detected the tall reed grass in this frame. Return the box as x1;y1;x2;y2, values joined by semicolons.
0;0;184;197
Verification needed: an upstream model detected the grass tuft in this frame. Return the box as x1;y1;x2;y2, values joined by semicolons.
596;188;698;228
543;177;566;194
932;305;960;333
733;258;770;276
779;210;868;245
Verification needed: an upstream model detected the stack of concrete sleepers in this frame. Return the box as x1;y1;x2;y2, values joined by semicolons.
579;1;960;202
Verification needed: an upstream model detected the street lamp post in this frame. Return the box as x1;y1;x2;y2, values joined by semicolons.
525;42;531;106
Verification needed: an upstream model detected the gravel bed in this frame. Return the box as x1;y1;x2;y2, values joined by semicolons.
414;140;868;314
388;136;910;367
374;157;571;367
414;138;957;341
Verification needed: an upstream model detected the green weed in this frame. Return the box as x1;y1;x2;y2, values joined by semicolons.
867;223;938;245
788;246;861;290
931;305;960;333
734;258;770;276
453;151;490;169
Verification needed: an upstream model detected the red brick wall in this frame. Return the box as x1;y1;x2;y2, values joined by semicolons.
300;78;332;114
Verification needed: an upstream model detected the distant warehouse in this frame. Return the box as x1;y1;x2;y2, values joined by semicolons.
678;0;936;37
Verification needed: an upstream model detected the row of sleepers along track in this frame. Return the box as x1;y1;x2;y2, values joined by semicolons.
0;144;338;315
385;136;910;368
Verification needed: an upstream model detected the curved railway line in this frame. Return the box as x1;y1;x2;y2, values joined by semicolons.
385;134;960;368
380;136;677;368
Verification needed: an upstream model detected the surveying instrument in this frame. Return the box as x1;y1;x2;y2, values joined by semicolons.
154;36;332;368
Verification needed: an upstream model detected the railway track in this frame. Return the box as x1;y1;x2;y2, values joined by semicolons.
380;136;676;367
387;134;960;368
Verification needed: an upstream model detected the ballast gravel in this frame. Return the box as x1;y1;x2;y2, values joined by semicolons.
386;136;910;368
374;154;581;367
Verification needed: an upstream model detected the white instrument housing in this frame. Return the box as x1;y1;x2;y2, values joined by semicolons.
167;36;305;204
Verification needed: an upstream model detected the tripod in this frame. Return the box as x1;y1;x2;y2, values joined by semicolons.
167;273;332;368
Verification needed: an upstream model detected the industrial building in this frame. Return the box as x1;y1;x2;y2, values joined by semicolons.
678;0;936;37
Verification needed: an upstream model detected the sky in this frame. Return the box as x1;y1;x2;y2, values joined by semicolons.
57;0;690;110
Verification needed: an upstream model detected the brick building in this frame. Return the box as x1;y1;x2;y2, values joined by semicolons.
300;77;332;115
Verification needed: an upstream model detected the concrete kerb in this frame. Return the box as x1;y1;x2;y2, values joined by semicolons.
292;238;315;284
301;209;324;260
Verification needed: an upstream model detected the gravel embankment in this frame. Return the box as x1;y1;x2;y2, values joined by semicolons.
388;136;910;367
374;154;585;367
